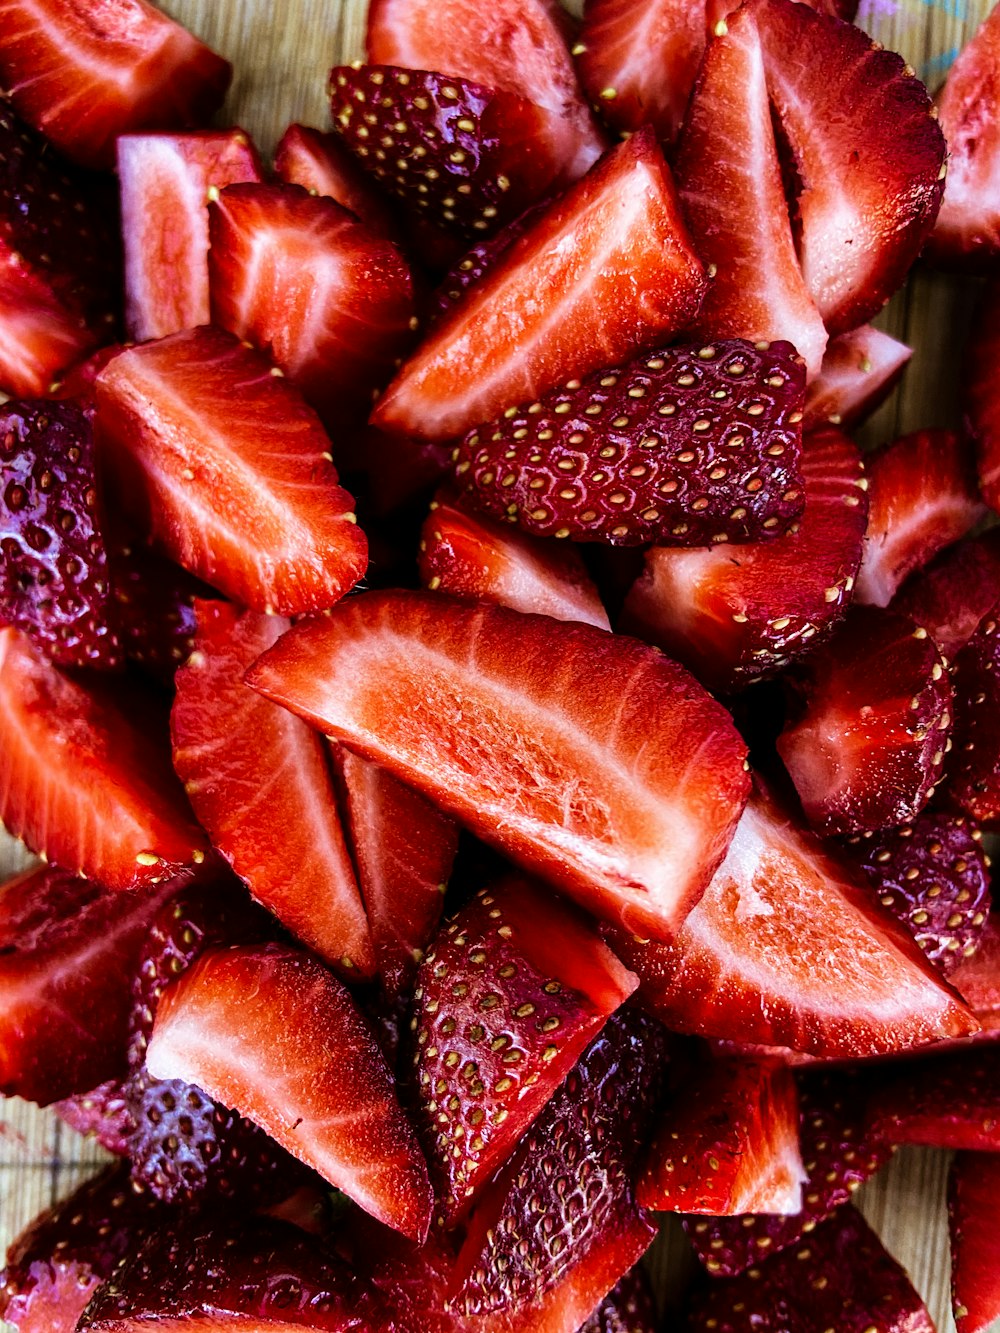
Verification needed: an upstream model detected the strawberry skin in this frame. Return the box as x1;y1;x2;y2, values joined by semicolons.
950;1150;1000;1333
108;543;218;685
246;589;750;944
581;1267;657;1333
803;326;912;432
866;1047;1000;1151
892;528;1000;661
274;123;400;241
449;337;806;547
951;914;1000;1038
94;327;368;615
943;606;1000;825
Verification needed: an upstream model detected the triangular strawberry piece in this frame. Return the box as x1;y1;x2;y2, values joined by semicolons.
866;1047;1000;1151
892;528;1000;660
950;1150;1000;1333
944;605;1000;823
803;325;912;432
274;123;400;241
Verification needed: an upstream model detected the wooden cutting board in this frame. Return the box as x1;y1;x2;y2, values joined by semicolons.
0;0;995;1328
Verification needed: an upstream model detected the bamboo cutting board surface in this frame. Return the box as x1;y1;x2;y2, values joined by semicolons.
0;0;996;1328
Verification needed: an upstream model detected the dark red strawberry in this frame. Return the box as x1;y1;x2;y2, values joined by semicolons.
429;201;549;325
803;325;912;431
579;1267;658;1333
685;1206;934;1332
118;130;263;342
855;430;985;608
403;876;637;1222
274;123;400;240
0;398;122;669
0;0;231;170
108;543;218;684
55;1080;131;1156
621;427;867;694
449;337;806;547
867;1047;1000;1152
949;1150;1000;1333
94;327;368;615
373;130;707;443
246;589;750;944
48;345;128;402
839;809;991;975
777;607;953;836
892;528;1000;660
639;1057;804;1215
945;605;1000;825
951;914;1000;1038
969;283;1000;513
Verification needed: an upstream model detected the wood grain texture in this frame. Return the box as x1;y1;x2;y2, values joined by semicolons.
0;0;997;1329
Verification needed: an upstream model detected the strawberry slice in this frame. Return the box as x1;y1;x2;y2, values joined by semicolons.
47;344;127;402
108;543;217;685
951;915;1000;1038
969;284;1000;512
246;589;750;943
373;130;707;443
429;200;550;327
866;1048;1000;1151
54;1080;131;1156
639;1057;805;1215
608;780;976;1057
449;337;806;548
419;490;610;628
950;1150;1000;1333
0;628;209;888
777;606;953;835
581;1267;657;1333
945;606;1000;825
94;327;368;615
332;746;457;998
274;123;399;240
855;430;986;608
117;130;263;342
0;0;231;170
803;325;912;432
208;181;417;428
145;941;434;1240
892;528;1000;660
673;6;828;379
403;876;637;1222
171;601;373;977
621;427;867;694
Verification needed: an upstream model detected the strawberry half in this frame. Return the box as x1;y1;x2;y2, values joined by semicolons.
373;129;707;443
449;337;806;548
945;606;1000;825
581;1267;657;1333
621;427;867;694
892;528;1000;660
404;876;637;1222
55;1080;131;1156
0;0;231;170
803;325;912;432
274;123;399;241
949;1150;1000;1333
146;942;434;1240
866;1047;1000;1151
246;589;750;944
94;327;368;615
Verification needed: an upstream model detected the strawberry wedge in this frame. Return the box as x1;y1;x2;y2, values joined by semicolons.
274;123;399;241
247;589;750;943
803;326;912;432
94;328;368;615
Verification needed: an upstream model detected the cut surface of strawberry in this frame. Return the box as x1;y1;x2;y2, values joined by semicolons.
171;600;373;976
803;325;912;431
94;327;368;615
373;130;707;443
54;1080;131;1156
949;1150;1000;1333
145;941;434;1240
969;284;1000;513
945;606;1000;825
247;589;750;943
118;129;263;342
274;123;399;240
866;1047;1000;1151
951;914;1000;1037
892;528;1000;660
0;0;231;170
448;337;806;548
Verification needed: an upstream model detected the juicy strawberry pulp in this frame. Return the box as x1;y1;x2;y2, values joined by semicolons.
950;1151;1000;1333
274;123;400;240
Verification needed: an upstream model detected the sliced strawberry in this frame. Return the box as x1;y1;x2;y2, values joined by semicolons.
580;1267;657;1333
108;543;217;684
866;1047;1000;1151
777;606;953;835
118;130;263;342
145;941;434;1240
332;746;457;998
172;600;373;976
429;200;550;325
274;123;399;240
950;1150;1000;1333
449;337;806;547
54;1080;131;1156
0;0;231;170
804;326;912;432
247;589;750;944
945;606;1000;825
419;490;610;628
48;344;127;402
94;327;368;615
951;914;1000;1037
373;130;707;443
608;780;976;1057
892;528;1000;659
621;427;867;694
856;430;985;608
208;181;417;428
404;876;637;1222
673;7;828;378
686;1206;934;1332
0;628;209;888
969;283;1000;511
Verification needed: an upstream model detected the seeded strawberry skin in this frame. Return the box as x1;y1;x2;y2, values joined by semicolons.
945;606;1000;827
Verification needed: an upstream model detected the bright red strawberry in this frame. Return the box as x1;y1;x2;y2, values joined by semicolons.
373;130;707;443
856;430;985;608
0;628;209;888
449;337;806;547
945;606;1000;825
274;123;399;240
580;1267;657;1333
108;543;217;684
839;809;991;975
0;0;231;170
332;747;457;998
892;528;1000;660
673;7;828;379
639;1057;804;1216
803;326;912;431
146;942;434;1240
866;1047;1000;1151
685;1206;934;1332
950;1150;1000;1333
55;1080;131;1156
94;327;368;614
969;283;1000;511
404;876;637;1222
777;607;953;835
208;181;417;428
951;914;1000;1038
419;490;610;627
608;780;976;1057
118;130;263;342
0;398;122;669
247;589;750;944
172;600;373;976
621;427;867;694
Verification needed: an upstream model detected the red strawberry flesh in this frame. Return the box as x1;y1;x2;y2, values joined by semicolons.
803;325;912;432
949;1150;1000;1333
866;1047;1000;1151
946;604;1000;825
892;527;1000;660
274;123;399;241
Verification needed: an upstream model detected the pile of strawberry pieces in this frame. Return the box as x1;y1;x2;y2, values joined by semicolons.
3;0;1000;1329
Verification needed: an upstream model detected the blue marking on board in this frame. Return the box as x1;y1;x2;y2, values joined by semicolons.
921;44;961;79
